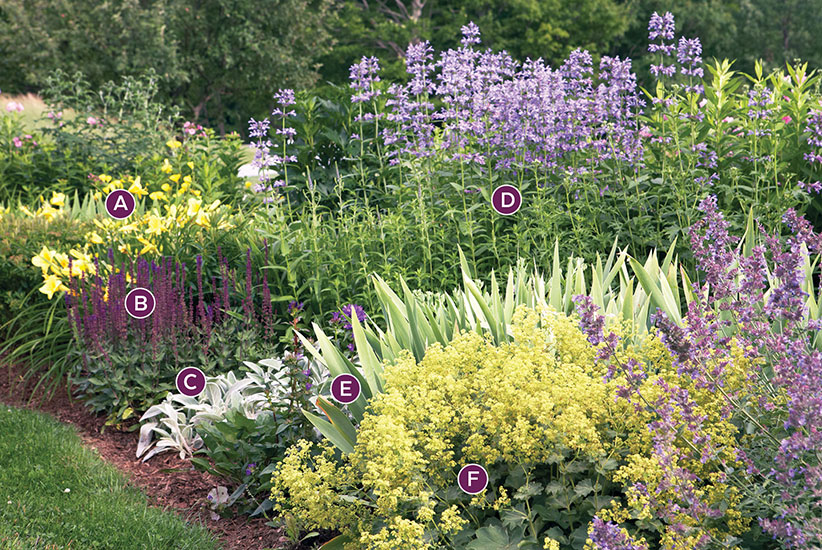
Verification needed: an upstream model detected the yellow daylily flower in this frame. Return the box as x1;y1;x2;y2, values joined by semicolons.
186;197;202;217
161;158;173;174
194;212;210;228
161;183;171;193
166;139;182;149
244;181;253;189
99;174;112;183
19;205;35;217
169;174;181;183
39;205;58;221
32;246;55;273
128;177;148;198
145;215;165;236
93;191;102;201
53;252;70;270
87;232;104;244
207;200;221;212
70;259;89;277
183;175;192;183
39;275;68;300
186;161;194;170
118;243;132;255
119;223;139;233
50;192;66;207
136;236;158;255
190;189;201;197
149;191;167;201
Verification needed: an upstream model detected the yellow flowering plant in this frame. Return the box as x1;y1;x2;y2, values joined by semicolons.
270;307;751;550
136;126;246;205
30;157;251;300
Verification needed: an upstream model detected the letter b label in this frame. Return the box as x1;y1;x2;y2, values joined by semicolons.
125;288;155;319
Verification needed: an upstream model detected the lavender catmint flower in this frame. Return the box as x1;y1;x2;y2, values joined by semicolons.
460;21;481;46
350;56;382;104
648;12;677;77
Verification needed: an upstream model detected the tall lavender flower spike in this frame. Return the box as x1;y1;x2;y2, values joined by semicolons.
460;21;481;46
643;199;822;547
648;11;676;77
350;56;381;104
677;37;704;93
377;23;643;174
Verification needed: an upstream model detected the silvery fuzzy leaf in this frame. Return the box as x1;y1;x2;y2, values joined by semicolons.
136;422;157;458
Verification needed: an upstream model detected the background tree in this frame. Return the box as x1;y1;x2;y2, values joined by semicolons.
166;0;337;134
0;0;179;93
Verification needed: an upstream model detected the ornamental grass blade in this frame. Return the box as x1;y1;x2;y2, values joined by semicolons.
550;239;562;312
373;275;414;357
591;256;604;310
321;535;352;549
303;408;355;455
489;270;507;342
680;265;696;307
741;206;756;257
400;277;429;360
462;266;500;343
629;256;682;324
504;268;516;326
311;325;369;419
350;313;384;394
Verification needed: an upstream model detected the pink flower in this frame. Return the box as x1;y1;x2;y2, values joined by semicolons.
782;115;792;124
86;116;99;126
639;126;653;138
5;101;23;113
24;134;31;139
12;136;22;148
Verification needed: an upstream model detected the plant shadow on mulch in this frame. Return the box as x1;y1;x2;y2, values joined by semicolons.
0;361;339;550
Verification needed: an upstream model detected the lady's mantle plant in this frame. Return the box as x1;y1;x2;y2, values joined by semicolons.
269;307;752;550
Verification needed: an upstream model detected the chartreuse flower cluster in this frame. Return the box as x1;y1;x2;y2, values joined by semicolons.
270;306;752;550
31;156;236;300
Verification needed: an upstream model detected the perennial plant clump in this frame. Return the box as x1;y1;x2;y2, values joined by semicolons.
577;196;822;549
270;306;753;550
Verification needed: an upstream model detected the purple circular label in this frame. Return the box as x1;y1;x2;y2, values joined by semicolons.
330;373;361;405
176;367;206;397
491;185;522;215
458;464;489;494
105;189;136;219
124;288;155;319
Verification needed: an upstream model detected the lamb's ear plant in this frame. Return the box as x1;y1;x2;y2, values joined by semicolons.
137;358;324;462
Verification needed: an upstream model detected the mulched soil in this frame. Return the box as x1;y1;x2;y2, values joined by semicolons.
0;362;322;550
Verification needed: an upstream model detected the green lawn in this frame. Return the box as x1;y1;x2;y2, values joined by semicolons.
0;406;222;550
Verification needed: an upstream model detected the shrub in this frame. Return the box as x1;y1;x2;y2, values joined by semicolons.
270;307;754;549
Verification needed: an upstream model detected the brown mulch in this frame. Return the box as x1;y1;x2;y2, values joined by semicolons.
0;362;300;550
